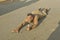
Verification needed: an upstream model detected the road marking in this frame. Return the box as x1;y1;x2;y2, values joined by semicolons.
20;0;25;2
25;0;32;2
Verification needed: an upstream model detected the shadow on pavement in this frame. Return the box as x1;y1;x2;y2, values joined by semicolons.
48;21;60;40
37;8;51;27
0;0;39;16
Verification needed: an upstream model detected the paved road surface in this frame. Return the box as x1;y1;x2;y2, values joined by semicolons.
0;0;38;15
0;0;60;40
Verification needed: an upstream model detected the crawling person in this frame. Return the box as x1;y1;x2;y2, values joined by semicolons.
12;8;50;33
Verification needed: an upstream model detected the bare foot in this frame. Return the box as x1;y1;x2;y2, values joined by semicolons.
26;24;32;31
26;27;31;31
11;29;19;33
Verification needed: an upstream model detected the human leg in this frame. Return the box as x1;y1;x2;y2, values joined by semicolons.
11;20;27;33
32;15;39;29
26;23;33;31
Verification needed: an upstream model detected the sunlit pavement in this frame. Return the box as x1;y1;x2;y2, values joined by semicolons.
0;0;60;40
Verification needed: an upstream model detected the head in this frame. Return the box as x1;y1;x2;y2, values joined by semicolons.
39;8;51;15
42;8;51;15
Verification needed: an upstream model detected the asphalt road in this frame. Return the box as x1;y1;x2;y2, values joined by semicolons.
0;0;60;40
0;0;38;15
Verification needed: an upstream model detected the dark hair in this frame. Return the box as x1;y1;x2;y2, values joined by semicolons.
39;8;44;11
27;13;33;16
